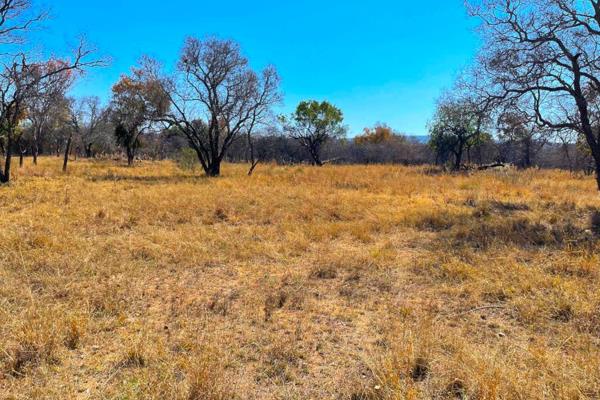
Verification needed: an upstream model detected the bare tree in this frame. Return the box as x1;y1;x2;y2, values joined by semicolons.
67;96;107;159
468;0;600;189
0;0;45;45
496;104;552;168
139;37;281;177
26;60;76;164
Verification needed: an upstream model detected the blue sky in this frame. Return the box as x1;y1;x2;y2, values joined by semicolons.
36;0;479;136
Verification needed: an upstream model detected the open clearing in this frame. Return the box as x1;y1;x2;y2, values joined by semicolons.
1;159;600;399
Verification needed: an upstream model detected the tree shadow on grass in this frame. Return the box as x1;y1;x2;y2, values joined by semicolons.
85;173;211;185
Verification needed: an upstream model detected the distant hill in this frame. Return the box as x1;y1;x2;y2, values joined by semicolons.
406;135;429;144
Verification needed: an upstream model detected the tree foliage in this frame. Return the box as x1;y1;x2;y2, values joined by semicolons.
282;100;345;166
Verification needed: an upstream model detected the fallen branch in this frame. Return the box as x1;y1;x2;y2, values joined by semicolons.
322;157;343;165
477;163;506;170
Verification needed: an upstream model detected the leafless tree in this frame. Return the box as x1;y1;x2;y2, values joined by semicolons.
0;0;45;45
496;102;552;168
468;0;600;189
139;37;281;177
26;61;75;165
68;96;107;159
64;96;101;172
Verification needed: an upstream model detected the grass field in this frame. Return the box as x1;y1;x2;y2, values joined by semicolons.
1;158;599;399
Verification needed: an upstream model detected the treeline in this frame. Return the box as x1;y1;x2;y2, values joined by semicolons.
15;117;589;173
5;97;596;174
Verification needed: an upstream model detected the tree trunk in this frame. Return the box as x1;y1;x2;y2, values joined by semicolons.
595;159;600;191
454;147;463;171
522;138;532;168
247;133;259;176
85;143;93;158
248;160;259;176
19;152;23;168
63;135;72;172
32;132;39;165
207;160;221;177
309;144;323;166
126;146;135;166
1;134;13;183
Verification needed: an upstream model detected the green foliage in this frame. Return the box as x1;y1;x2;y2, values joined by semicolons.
281;100;346;166
114;123;140;151
177;147;198;170
292;100;345;139
428;98;486;168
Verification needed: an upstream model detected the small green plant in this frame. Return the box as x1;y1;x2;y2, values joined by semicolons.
177;147;198;171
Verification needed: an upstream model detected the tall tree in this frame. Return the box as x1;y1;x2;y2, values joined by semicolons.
282;100;345;166
109;71;168;166
27;60;76;164
63;96;103;172
76;97;107;158
428;96;488;170
497;107;551;168
469;0;600;189
138;38;281;177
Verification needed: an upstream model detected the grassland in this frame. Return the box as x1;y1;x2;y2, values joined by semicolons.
1;158;599;399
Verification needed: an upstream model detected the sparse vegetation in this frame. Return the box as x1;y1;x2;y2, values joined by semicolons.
1;0;600;398
1;158;599;398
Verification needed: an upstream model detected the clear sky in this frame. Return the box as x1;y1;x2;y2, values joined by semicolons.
36;0;479;136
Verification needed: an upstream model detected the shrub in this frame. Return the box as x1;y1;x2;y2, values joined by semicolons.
177;147;198;170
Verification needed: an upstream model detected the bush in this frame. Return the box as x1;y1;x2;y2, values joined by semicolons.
177;147;198;170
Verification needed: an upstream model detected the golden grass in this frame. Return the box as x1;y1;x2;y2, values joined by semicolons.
0;158;599;399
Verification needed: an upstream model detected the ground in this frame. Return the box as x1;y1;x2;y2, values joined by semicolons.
0;158;599;400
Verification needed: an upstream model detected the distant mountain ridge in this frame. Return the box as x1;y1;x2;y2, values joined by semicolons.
406;135;429;144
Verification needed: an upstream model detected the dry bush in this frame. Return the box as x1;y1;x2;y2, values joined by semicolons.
185;351;236;400
258;335;304;384
2;309;62;377
207;289;239;316
264;274;307;321
119;340;147;368
63;315;87;350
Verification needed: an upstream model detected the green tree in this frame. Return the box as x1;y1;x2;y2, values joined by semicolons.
109;71;169;166
282;100;345;166
428;97;487;170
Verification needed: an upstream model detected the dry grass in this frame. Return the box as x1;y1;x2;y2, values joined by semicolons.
0;158;599;399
